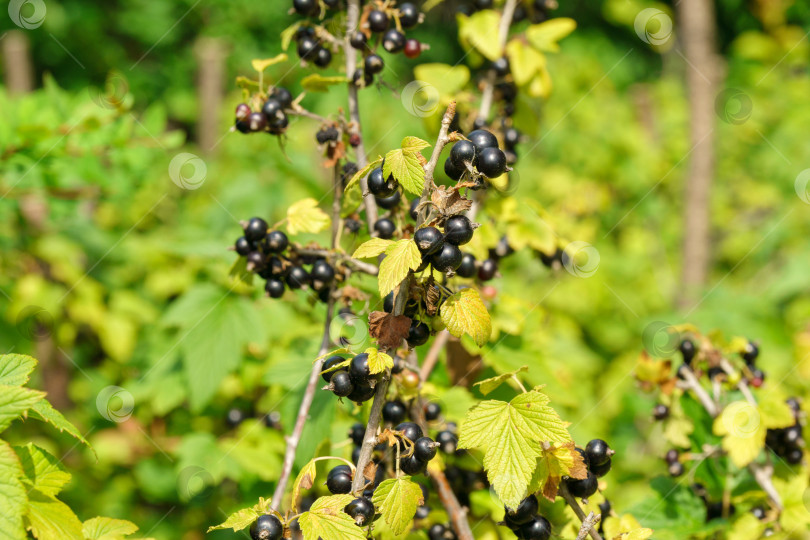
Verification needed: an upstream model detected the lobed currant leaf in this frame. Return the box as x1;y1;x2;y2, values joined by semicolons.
15;443;71;498
298;494;365;540
377;239;421;298
383;141;427;196
81;516;140;539
440;288;491;347
251;54;288;73
286;198;331;235
365;348;394;375
344;157;383;194
301;74;349;93
474;365;528;396
0;441;27;539
207;506;262;532
526;18;577;52
353;238;394;259
371;477;424;535
0;354;37;387
457;10;503;61
0;385;44;433
291;459;318;513
526;441;587;502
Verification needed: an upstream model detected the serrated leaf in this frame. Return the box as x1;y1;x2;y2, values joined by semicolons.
292;460;318;512
401;136;430;152
526;441;587;502
301;74;349;93
505;40;546;87
287;198;331;235
371;477;424;535
365;348;393;375
383;148;425;196
440;288;491;347
0;384;44;433
25;489;85;540
458;390;570;508
281;22;303;51
28;400;91;448
314;348;352;363
344;158;382;194
774;475;810;531
526;18;577;52
251;54;288;73
378;240;421;298
458;10;503;61
206;507;261;532
758;394;795;429
298;495;365;540
82;517;139;539
353;238;394;259
15;444;71;498
474;366;528;396
0;441;27;539
0;354;37;386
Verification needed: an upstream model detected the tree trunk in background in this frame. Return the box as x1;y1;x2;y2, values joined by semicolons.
2;30;34;94
195;38;226;154
677;0;720;309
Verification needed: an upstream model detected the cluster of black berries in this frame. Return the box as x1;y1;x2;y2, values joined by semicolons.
235;88;293;136
323;464;378;525
502;495;551;540
412;214;475;274
322;353;377;403
765;397;804;465
690;483;737;523
233;217;336;302
740;340;766;387
538;247;569;269
225;407;282;430
564;439;613;499
664;448;684;477
444;129;508;184
295;25;334;68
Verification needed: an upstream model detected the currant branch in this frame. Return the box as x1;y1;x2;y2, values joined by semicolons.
559;482;605;540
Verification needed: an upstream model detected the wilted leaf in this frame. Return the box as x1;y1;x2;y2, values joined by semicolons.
368;311;411;350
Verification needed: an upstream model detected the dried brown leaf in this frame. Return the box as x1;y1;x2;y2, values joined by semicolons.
368;311;412;350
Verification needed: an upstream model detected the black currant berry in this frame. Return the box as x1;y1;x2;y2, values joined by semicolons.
783;424;803;445
444;215;474;246
235;120;250;134
590;458;611;477
323;0;339;7
653;404;670;420
680;339;696;362
353;68;374;87
748;367;765;387
467;129;499;153
428;524;447;540
326;471;353;494
383;29;406;53
321;356;345;382
742;341;759;364
786;447;803;464
247;251;265;270
349;423;365;445
314;47;332;67
477;258;497;281
235;103;251;121
368;9;389;32
431;243;463;272
374;218;396;239
455;253;477;278
585;439;611;467
391;356;404;374
490;236;514;259
505;494;537;525
265;278;285;299
424;402;441;422
382;400;408;425
472;117;487;130
518;516;552;540
265;230;289;253
376;191;401;209
477;147;507;178
235;237;252;256
245;217;269;242
504;127;520;148
444;157;465;180
250;514;283;540
668;461;685;477
226;408;246;427
261;99;283;121
414;226;444;255
349;31;367;49
311;260;335;289
329;465;352;479
399;3;419;28
364;54;385;75
565;471;598;498
408;320;430;347
286;266;310;289
383;291;395;313
268;112;289;133
436;430;458;453
368;167;398;197
350;353;371;382
293;0;317;16
345;497;375;525
415;505;430;520
395;422;423;445
450;140;477;168
665;449;679;464
414;437;437;462
270;87;293;109
348;383;376;403
400;454;427;475
492;57;510;77
297;36;319;60
751;506;766;520
345;218;361;234
331;370;354;397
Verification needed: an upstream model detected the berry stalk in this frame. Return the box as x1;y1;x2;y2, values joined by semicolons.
559;481;605;540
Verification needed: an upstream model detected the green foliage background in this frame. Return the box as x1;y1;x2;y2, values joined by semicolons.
1;0;810;538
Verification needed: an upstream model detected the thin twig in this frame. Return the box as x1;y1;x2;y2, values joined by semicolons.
576;512;602;540
292;247;379;275
431;467;475;540
677;365;718;416
559;483;604;540
419;329;450;381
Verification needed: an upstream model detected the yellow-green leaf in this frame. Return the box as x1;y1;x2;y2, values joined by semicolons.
301;74;349;93
286;198;331;235
0;441;27;539
207;500;273;532
458;10;503;61
371;477;424;535
229;257;254;287
281;22;303;51
774;475;810;531
0;354;37;386
758;394;796;429
353;238;394;259
25;489;85;540
527;441;587;502
526;18;577;52
440;288;491;347
0;384;44;433
505;40;546;87
474;366;528;396
727;513;766;540
412;63;470;98
383;148;425;196
82;517;139;540
365;348;393;375
713;401;765;468
378;240;421;298
298;495;366;540
15;444;71;498
345;158;383;194
251;54;288;73
28;400;91;449
292;460;318;513
401;136;430;152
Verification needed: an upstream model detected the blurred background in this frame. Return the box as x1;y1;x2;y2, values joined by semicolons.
1;0;809;538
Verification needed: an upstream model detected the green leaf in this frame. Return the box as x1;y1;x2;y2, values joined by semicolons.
251;54;288;73
505;40;546;87
301;74;349;93
344;158;382;194
378;240;422;297
458;10;503;61
353;238;394;259
712;401;764;468
82;517;139;539
365;348;393;375
0;354;37;386
281;22;303;51
228;257;254;287
758;394;795;429
371;477;424;535
727;513;766;540
526;18;577;52
291;459;318;513
383;138;427;196
28;400;91;448
0;441;27;539
287;198;331;235
15;444;71;497
0;384;44;433
412;63;470;98
474;366;528;396
401;136;430;152
206;507;262;532
774;475;810;531
298;495;366;540
458;390;571;508
440;288;492;347
24;489;85;540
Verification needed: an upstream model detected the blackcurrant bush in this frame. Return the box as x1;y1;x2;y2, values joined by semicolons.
467;129;499;153
395;422;423;444
293;0;317;16
668;461;685;477
424;401;441;421
326;471;353;494
477;147;507;178
382;29;406;53
477;258;497;281
235;237;252;256
653;404;670;420
374;218;396;239
399;3;419;28
680;339;696;362
297;36;319;60
408;320;430;347
331;370;354;397
382;400;408;424
565;471;598;498
265;230;289;253
314;47;332;67
321;355;345;382
491;57;510;77
265;278;285;299
349;423;365;445
350;353;371;382
250;514;283;540
431;243;463;272
270;87;293;109
413;436;437;462
444;157;465;180
590;457;611;477
436;430;458;453
450;140;477;168
518;516;552;540
444;215;474;246
235;103;251;121
368;167;398;197
505;494;537;525
400;454;427;475
414;226;444;255
404;39;421;58
245;217;269;242
742;341;759;364
585;439;611;467
368;9;389;32
286;266;310;289
345;497;375;525
376;190;401;209
364;54;385;75
349;31;367;49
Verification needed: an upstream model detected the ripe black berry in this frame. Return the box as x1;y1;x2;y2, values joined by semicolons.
653;404;670;420
268;112;289;133
590;458;611;477
314;47;332;67
245;217;269;242
348;381;376;403
382;400;407;424
383;29;406;53
414;226;444;255
404;39;421;58
492;57;510;77
395;422;423;444
428;524;447;540
349;423;365;445
415;505;430;519
368;9;389;32
226;408;246;427
668;461;685;477
247;251;265;269
364;54;385;75
323;0;339;7
368;167;398;197
311;260;335;289
467;129;499;153
444;157;465;180
450;140;477;168
329;465;352;479
477;147;507;178
261;99;283;121
751;506;766;520
235;120;250;134
424;402;441;421
414;437;437;462
565;471;598;498
505;494;537;525
478;258;497;281
353;68;374;87
665;449;679;463
680;339;696;362
504;126;520;148
400;454;427;475
250;514;283;540
265;230;289;253
585;439;611;467
286;266;310;289
374;218;396;239
518;516;551;540
345;218;361;233
436;430;458;453
321;356;345;382
786;447;803;464
235;237;252;255
472;116;487;130
345;497;375;525
265;278;285;298
376;191;401;209
444;215;474;246
331;370;354;397
350;353;371;382
235;103;251;121
293;0;317;16
489;236;514;259
399;3;419;28
270;87;293;109
783;425;802;445
326;471;353;494
431;243;463;272
408;320;430;347
474;0;494;9
456;253;477;278
297;36;319;60
349;31;367;49
742;341;759;364
748;367;765;387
